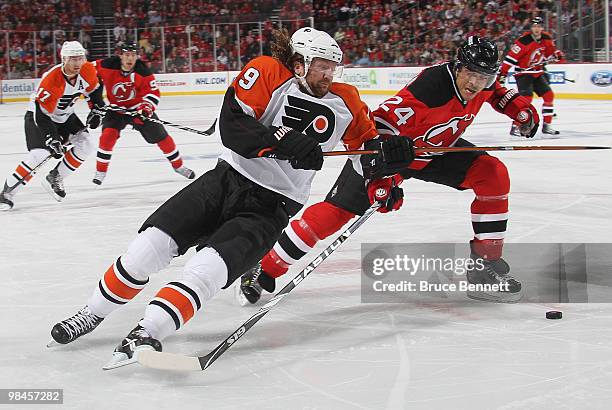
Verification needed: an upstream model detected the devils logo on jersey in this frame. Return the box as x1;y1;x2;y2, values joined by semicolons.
414;114;475;148
111;82;136;102
528;48;545;67
282;95;335;143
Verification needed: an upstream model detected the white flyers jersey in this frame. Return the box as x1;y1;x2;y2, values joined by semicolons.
28;62;99;123
219;56;376;205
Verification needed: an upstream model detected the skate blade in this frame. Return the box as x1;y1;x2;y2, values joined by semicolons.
234;283;251;307
102;352;138;370
0;203;13;211
102;345;158;370
41;181;64;202
466;290;523;303
46;339;60;348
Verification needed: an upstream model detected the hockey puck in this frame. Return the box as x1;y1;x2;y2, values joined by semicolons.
546;311;562;319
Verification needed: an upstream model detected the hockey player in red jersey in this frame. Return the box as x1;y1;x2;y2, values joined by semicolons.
49;28;410;367
0;41;105;210
90;43;194;185
499;17;564;136
238;36;541;305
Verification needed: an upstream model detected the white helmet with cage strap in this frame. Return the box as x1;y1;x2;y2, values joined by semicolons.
290;27;343;65
60;41;86;58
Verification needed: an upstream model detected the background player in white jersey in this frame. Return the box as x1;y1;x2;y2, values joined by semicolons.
49;28;411;368
0;41;105;210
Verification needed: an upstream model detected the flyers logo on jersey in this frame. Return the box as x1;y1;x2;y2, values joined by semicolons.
414;114;475;148
111;82;136;102
282;95;335;143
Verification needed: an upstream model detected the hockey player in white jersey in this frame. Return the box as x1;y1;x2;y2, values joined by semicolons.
0;41;105;210
49;28;412;368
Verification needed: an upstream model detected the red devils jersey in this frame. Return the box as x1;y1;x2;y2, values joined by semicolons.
219;55;377;206
94;56;160;110
500;32;558;78
373;62;528;170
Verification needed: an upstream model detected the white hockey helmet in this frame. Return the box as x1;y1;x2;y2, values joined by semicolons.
290;27;343;76
60;41;87;58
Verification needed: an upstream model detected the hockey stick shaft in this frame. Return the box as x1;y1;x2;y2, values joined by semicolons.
323;145;610;157
196;202;379;371
98;105;217;136
137;202;380;371
5;154;53;194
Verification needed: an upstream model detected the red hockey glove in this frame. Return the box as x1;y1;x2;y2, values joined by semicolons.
367;174;404;213
516;105;540;138
134;101;154;125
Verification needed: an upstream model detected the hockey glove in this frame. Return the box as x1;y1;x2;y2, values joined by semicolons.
516;105;539;138
45;136;66;159
263;126;324;170
86;105;106;129
361;135;415;179
367;174;404;213
134;102;154;126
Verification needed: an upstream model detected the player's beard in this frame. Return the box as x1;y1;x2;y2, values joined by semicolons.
310;79;331;98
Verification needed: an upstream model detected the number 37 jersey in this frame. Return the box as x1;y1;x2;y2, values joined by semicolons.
28;62;100;123
218;56;377;207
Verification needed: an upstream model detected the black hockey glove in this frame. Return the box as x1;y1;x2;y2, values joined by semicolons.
87;105;106;129
44;135;65;159
361;135;415;179
264;126;324;170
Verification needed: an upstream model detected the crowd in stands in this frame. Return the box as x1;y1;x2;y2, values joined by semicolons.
0;0;608;79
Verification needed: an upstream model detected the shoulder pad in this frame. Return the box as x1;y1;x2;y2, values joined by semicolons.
407;63;454;108
133;60;154;76
518;34;534;45
100;56;122;69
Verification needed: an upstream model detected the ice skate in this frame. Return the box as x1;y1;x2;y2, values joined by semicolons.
0;185;14;211
48;305;103;346
42;168;66;201
103;325;162;370
235;262;276;306
174;166;195;179
92;171;106;186
542;123;560;136
466;243;522;303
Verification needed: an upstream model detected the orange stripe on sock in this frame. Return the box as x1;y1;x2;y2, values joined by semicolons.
64;150;82;169
15;165;32;181
155;287;195;323
103;264;142;300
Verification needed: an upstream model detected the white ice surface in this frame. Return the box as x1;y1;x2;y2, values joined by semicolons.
1;95;611;409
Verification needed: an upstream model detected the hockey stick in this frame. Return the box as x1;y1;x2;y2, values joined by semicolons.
319;145;610;157
5;154;53;194
95;105;217;136
137;202;381;372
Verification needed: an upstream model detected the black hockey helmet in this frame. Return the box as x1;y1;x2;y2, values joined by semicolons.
118;43;138;53
531;16;544;26
456;35;500;76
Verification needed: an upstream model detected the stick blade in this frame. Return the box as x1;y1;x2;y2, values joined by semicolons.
137;350;202;371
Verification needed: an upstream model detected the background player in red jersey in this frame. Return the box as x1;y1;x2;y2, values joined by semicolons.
90;43;194;185
499;17;564;136
48;28;409;367
238;36;540;305
0;41;104;210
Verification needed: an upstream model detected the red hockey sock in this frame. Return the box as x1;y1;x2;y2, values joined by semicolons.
542;90;554;124
461;155;509;260
157;135;183;169
96;128;120;172
261;201;356;278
